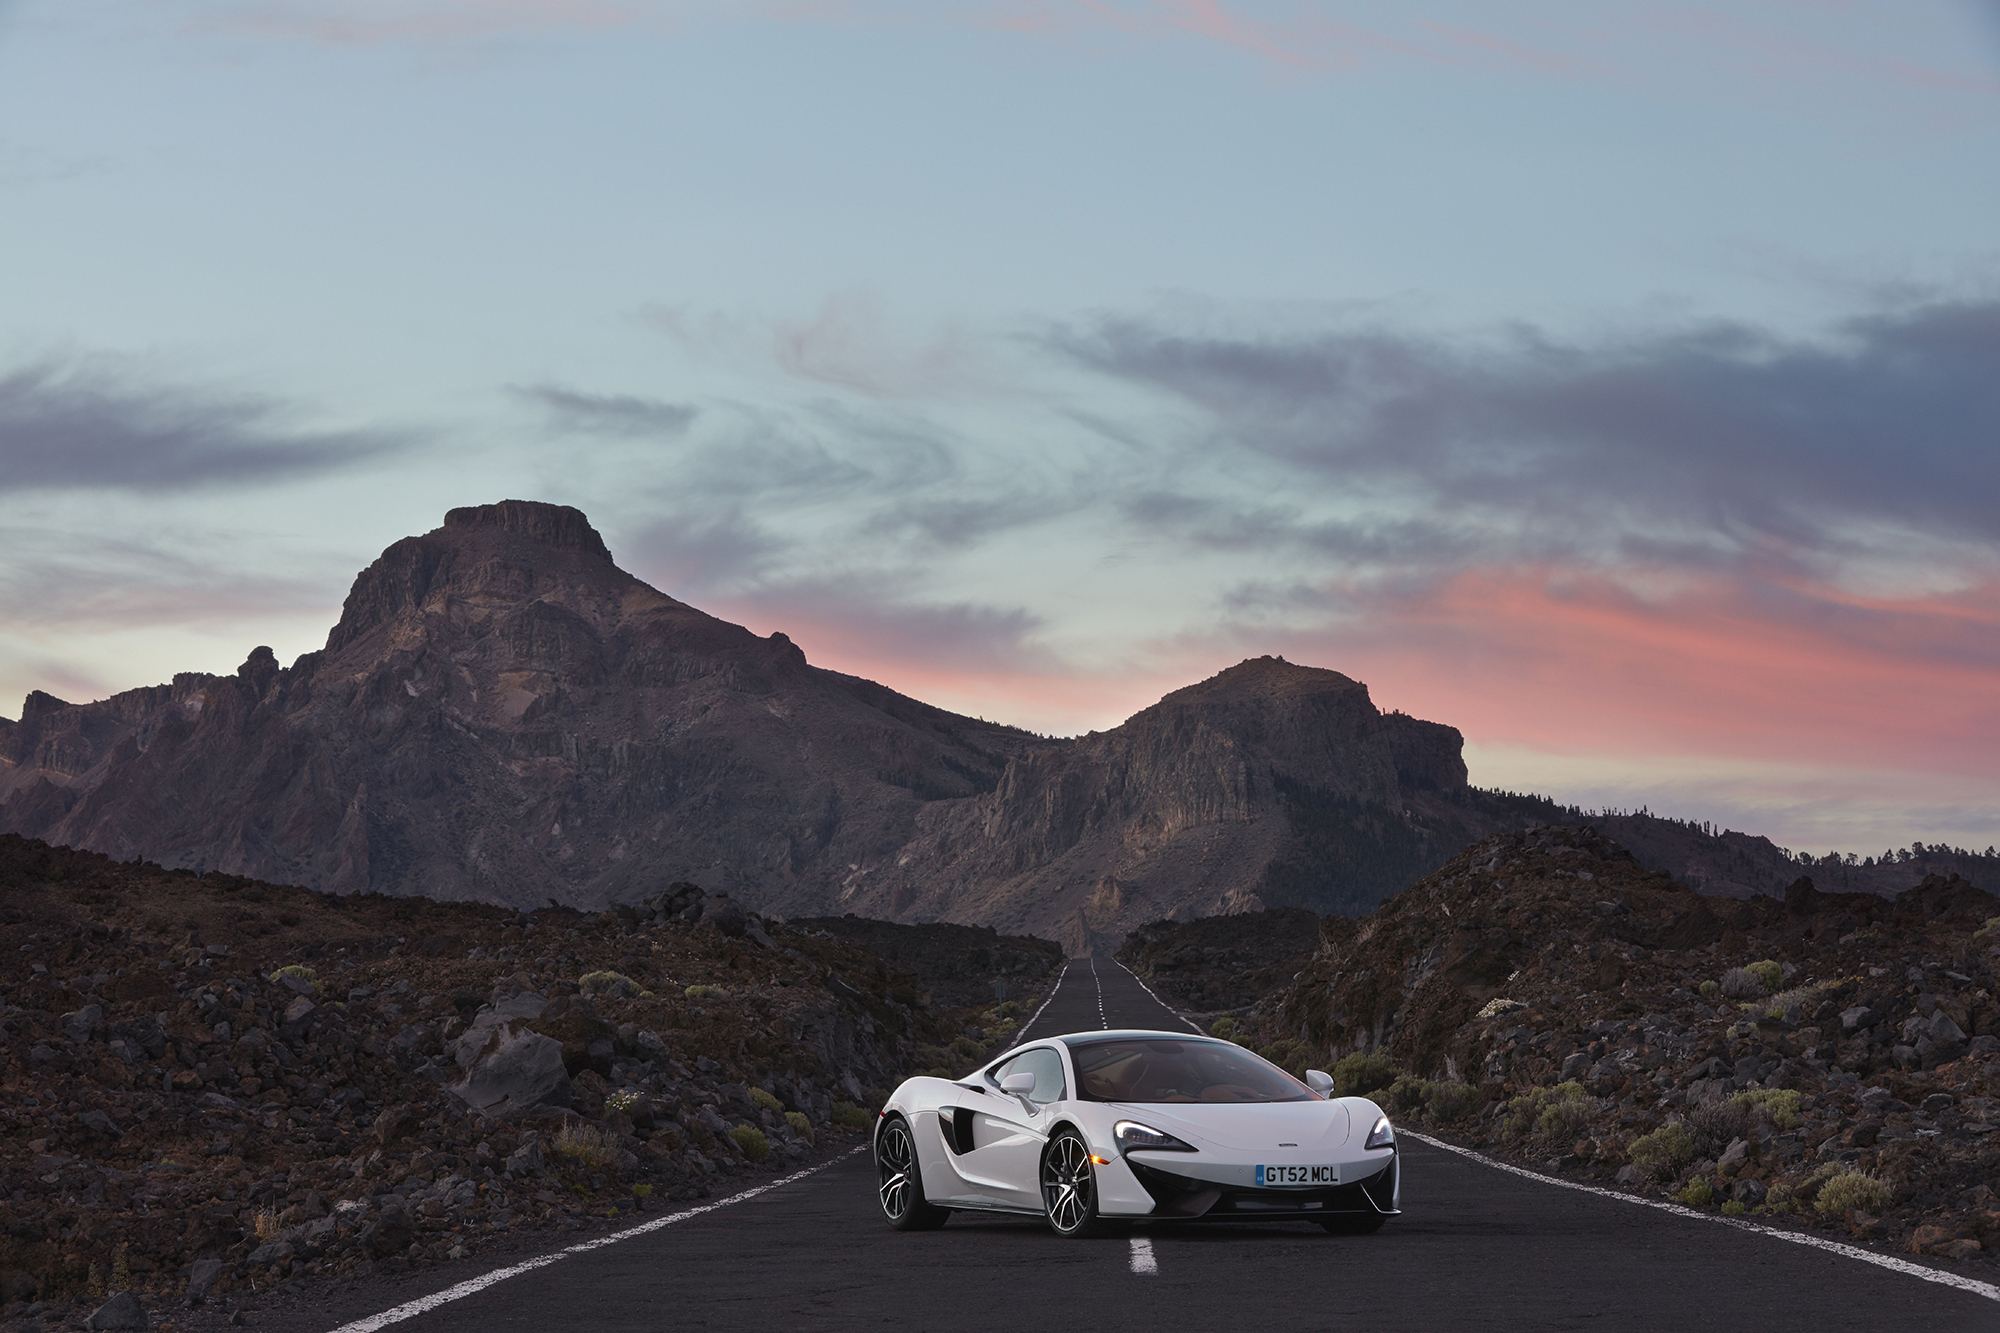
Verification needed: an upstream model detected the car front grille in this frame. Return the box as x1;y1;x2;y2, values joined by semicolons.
1127;1154;1396;1220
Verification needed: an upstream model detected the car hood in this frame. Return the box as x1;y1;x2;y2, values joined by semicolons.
1108;1099;1355;1153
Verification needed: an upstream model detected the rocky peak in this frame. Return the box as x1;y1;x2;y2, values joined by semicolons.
442;500;614;565
325;500;632;655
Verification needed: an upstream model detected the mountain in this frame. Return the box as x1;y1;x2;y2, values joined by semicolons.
0;502;1043;912
3;501;1983;952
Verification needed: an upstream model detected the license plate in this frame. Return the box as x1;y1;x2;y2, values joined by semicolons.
1256;1164;1337;1186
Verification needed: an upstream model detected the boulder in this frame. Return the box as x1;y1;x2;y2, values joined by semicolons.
62;1005;103;1044
452;993;548;1069
79;1109;121;1138
184;1256;223;1302
87;1291;147;1330
451;1030;572;1119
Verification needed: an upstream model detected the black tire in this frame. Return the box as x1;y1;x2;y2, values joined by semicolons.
1319;1213;1387;1235
1040;1129;1108;1238
877;1115;950;1231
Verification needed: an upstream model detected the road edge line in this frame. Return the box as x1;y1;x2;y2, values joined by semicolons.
1405;1130;2000;1305
324;1146;870;1333
1009;961;1069;1048
1112;960;1205;1035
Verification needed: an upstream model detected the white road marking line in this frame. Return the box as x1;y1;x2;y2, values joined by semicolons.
1009;961;1069;1048
1128;1236;1158;1274
1114;961;1206;1034
325;1147;870;1333
1092;957;1107;1028
1406;1131;2000;1305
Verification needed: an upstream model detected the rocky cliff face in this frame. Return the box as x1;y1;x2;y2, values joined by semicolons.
3;501;1860;950
0;503;1493;944
0;503;1042;912
829;657;1489;951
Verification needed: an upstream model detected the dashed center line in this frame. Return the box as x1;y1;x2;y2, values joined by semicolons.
1129;1236;1158;1274
1092;957;1107;1028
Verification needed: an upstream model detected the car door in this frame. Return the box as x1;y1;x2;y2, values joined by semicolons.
959;1046;1067;1211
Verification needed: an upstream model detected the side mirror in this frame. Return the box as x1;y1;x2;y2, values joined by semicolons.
1000;1072;1037;1096
1305;1069;1335;1096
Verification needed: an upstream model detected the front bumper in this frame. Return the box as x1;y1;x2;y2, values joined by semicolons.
1125;1151;1398;1221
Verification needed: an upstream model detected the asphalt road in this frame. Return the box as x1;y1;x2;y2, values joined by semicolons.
294;959;2000;1333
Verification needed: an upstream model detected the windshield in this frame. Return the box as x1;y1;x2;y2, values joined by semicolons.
1067;1037;1314;1104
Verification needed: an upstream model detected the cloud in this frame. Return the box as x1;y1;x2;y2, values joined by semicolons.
514;384;699;437
1194;563;2000;779
0;361;393;492
1055;299;2000;582
0;528;335;631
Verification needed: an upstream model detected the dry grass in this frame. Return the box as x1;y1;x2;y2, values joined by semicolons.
252;1207;283;1241
554;1120;620;1169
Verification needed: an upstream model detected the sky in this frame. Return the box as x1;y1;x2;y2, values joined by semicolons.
2;1;1998;859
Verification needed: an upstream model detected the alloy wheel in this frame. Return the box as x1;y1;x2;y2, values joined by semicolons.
1041;1132;1095;1234
878;1121;914;1221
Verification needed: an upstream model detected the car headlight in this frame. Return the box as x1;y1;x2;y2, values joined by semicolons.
1363;1114;1394;1150
1114;1120;1196;1152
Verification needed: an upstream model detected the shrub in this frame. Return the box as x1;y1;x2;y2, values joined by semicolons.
1698;980;1720;998
1330;1051;1400;1097
1384;1077;1431;1115
631;1183;652;1199
1720;1200;1744;1216
1769;1164;1842;1213
1209;1015;1238;1039
1733;1088;1802;1132
1261;1040;1313;1079
1425;1081;1483;1122
580;971;641;999
831;1101;872;1131
605;1090;641;1114
1627;1123;1695;1181
1476;998;1524;1019
1677;1177;1713;1206
749;1087;783;1113
785;1111;814;1144
1537;1093;1599;1146
554;1120;619;1169
950;1036;986;1063
684;984;728;1000
730;1124;771;1162
1685;1094;1754;1156
1745;960;1784;992
1815;1172;1890;1216
268;965;319;994
1500;1082;1585;1141
252;1207;282;1241
1719;968;1767;1000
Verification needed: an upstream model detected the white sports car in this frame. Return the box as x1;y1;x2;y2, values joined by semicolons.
873;1029;1400;1237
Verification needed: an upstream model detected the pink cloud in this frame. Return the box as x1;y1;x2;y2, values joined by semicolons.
1252;565;2000;779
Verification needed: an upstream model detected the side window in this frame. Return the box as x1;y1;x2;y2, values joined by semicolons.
991;1047;1066;1105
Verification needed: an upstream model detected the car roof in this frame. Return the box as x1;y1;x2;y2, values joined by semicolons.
1052;1029;1224;1046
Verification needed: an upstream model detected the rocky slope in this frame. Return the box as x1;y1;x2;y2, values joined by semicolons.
1232;825;2000;1267
6;500;1981;950
0;834;1054;1323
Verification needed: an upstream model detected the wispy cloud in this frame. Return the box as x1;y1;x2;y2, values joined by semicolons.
0;527;335;631
514;383;699;437
0;361;394;492
1055;299;2000;580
